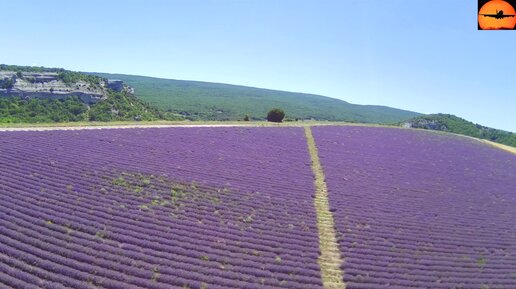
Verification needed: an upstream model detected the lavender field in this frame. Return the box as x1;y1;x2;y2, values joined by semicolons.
313;126;516;289
0;127;323;289
1;125;515;289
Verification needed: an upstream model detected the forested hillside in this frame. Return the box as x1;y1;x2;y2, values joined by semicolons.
403;114;516;147
93;73;421;123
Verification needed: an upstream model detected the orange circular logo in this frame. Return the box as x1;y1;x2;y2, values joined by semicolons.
478;0;516;30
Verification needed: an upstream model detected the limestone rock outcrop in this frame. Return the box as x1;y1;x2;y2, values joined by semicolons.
402;118;448;131
0;71;132;104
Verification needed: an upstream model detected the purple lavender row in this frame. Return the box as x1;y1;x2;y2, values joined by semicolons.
0;184;317;279
0;223;280;289
312;126;516;288
0;158;318;252
0;200;321;287
2;133;318;238
3;128;313;196
0;176;318;286
0;129;318;242
0;177;316;286
0;127;323;289
0;159;320;266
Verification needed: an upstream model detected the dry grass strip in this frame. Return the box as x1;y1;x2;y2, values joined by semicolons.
304;126;346;289
480;139;516;154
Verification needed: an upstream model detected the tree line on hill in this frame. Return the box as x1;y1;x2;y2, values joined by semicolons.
1;64;106;88
0;95;287;124
0;64;182;123
91;73;420;123
0;92;181;123
403;114;516;147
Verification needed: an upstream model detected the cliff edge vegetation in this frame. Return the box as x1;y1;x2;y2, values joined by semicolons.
402;114;516;147
0;65;181;123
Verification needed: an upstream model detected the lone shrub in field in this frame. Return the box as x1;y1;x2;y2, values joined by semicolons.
267;108;285;123
243;114;250;121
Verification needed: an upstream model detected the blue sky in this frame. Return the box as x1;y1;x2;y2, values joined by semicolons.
2;0;515;131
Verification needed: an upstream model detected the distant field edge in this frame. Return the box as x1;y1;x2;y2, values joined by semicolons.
412;127;516;154
480;139;516;154
1;122;514;154
0;121;396;131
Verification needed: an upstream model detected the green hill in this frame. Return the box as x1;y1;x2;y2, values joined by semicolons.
92;73;420;123
403;114;516;147
0;65;176;123
0;93;172;123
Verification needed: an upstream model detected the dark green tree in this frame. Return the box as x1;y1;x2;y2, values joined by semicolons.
267;108;285;123
1;78;14;89
243;114;250;121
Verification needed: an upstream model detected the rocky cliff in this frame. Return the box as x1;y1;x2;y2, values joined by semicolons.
402;117;448;130
0;71;133;104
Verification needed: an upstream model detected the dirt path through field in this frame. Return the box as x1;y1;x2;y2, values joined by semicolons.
304;126;346;289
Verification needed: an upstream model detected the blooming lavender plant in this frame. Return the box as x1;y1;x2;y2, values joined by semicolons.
0;127;323;289
313;126;516;289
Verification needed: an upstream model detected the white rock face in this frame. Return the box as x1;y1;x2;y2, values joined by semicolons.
0;71;132;104
403;119;447;131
